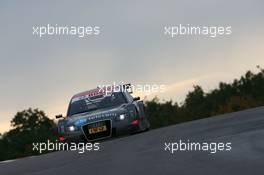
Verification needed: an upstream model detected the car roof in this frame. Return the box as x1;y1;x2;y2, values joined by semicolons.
71;84;132;100
72;88;102;99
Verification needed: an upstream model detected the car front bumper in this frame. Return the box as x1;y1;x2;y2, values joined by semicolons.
63;118;141;142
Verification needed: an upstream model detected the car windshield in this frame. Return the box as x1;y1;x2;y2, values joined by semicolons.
68;92;126;116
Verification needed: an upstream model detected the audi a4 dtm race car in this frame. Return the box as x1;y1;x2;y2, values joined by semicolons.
56;85;150;142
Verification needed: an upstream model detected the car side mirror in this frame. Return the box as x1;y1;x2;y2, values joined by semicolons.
133;97;140;101
55;114;64;119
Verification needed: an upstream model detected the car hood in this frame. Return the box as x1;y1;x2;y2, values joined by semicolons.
66;105;127;128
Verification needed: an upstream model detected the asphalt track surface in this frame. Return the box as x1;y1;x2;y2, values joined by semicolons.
1;107;264;175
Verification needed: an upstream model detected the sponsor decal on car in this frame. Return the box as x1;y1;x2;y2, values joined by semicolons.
87;113;117;121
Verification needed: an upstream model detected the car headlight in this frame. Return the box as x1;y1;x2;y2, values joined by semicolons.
117;113;128;121
119;114;126;120
68;125;76;132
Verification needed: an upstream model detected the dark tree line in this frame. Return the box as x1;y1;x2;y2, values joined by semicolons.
0;109;56;161
0;67;264;160
145;66;264;128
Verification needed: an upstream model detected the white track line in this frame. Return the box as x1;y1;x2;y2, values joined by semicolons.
0;159;16;163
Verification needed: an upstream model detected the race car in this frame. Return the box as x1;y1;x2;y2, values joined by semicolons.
56;84;150;142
